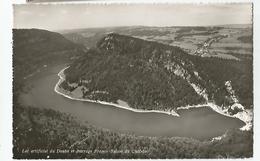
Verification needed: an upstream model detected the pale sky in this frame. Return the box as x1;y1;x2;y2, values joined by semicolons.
14;3;252;31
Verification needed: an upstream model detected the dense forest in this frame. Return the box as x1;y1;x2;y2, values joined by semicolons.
190;55;253;108
13;105;253;159
64;33;206;110
64;33;253;110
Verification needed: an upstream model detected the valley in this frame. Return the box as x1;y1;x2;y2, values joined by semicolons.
13;26;253;158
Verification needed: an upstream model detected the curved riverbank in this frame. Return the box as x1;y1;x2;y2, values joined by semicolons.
54;67;180;117
54;66;252;131
18;65;245;140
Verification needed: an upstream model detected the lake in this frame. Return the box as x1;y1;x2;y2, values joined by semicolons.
19;65;245;140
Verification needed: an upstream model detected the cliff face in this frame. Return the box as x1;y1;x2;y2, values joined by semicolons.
64;33;252;111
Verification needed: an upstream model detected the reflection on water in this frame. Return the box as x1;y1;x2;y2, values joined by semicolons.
19;65;245;140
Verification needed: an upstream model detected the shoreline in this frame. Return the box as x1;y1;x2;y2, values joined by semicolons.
54;67;180;117
54;66;252;131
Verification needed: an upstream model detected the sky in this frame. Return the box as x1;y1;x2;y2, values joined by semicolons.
14;3;252;31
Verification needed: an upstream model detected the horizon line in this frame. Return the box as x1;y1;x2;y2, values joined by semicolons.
13;23;252;32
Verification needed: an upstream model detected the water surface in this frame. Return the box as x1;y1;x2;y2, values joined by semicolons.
19;65;245;140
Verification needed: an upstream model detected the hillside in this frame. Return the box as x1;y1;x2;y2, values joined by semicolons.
13;29;86;91
62;33;252;111
13;105;253;159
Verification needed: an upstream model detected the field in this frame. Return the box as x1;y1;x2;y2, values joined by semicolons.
61;24;252;60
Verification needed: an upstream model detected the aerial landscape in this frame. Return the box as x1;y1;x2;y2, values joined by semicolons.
13;3;253;159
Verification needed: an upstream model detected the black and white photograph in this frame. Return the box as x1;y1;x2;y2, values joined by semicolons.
12;3;253;159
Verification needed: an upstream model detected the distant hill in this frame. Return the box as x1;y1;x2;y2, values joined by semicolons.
13;28;86;90
60;25;253;59
63;33;252;110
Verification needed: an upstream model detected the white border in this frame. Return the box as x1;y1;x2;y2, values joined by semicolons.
1;0;259;161
12;0;255;4
0;0;13;161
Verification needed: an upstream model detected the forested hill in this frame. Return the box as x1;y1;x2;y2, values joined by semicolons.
13;29;86;91
64;33;252;111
